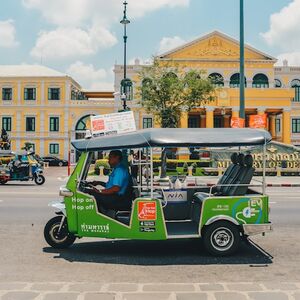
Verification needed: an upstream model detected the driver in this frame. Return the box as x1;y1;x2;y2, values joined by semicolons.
89;150;131;211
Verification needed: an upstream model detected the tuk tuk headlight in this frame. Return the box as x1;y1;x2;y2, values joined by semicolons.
59;186;73;197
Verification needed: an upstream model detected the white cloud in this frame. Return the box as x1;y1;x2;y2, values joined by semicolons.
158;36;186;54
23;0;190;61
261;0;300;51
0;19;19;48
30;26;117;60
276;52;300;66
67;61;113;90
22;0;190;26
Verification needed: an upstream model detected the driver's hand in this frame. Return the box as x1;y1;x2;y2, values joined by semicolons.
90;181;99;186
92;187;100;193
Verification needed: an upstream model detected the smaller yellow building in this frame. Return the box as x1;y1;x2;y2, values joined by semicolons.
0;65;122;162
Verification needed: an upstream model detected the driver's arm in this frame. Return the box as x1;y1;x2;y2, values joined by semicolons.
100;185;120;195
91;180;106;187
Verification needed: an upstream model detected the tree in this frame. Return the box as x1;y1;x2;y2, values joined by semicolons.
138;58;217;128
138;58;217;177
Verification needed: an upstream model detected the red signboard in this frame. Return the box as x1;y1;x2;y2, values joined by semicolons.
91;119;105;131
249;114;267;129
231;117;245;128
138;201;156;221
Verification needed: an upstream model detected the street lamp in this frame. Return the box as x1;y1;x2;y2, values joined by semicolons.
120;0;132;111
239;0;245;120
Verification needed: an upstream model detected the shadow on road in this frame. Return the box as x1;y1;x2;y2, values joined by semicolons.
43;238;273;266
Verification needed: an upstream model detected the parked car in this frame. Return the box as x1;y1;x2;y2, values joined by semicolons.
42;156;68;167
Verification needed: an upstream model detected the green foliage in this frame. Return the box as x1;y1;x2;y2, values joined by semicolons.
138;58;217;128
94;159;111;175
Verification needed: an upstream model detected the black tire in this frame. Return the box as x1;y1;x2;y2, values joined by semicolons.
0;179;8;185
34;175;45;185
44;216;76;249
58;162;63;167
202;221;241;256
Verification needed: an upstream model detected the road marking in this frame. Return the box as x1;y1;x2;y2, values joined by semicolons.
269;201;277;204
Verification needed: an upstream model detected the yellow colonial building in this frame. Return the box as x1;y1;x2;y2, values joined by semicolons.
1;31;300;162
114;31;300;146
0;65;120;162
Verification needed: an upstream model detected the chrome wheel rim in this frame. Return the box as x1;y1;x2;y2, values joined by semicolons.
210;227;234;252
49;224;68;243
36;176;43;183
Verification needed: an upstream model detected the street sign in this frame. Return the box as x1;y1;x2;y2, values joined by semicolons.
90;111;136;138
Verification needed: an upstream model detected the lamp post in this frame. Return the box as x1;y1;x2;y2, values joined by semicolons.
239;0;245;120
120;1;130;111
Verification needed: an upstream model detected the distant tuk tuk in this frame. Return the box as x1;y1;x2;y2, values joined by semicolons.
0;152;45;185
44;128;272;256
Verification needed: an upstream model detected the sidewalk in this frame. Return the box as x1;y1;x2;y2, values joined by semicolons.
0;282;299;300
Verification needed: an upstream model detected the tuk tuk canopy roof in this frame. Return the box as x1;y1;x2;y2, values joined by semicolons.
71;128;272;152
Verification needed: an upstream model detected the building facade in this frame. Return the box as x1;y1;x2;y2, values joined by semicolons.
2;31;300;162
0;65;120;162
114;31;300;146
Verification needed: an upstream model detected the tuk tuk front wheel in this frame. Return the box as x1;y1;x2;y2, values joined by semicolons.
202;221;241;256
34;175;45;185
44;216;76;249
0;179;8;185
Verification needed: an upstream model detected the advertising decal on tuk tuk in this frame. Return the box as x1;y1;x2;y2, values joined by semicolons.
200;196;268;229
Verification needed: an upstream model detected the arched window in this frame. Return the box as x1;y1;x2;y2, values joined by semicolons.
229;73;247;88
252;74;269;88
208;73;224;87
291;79;300;88
164;72;178;79
275;79;282;88
75;115;93;131
142;78;152;87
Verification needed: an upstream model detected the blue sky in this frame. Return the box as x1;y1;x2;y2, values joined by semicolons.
0;0;299;90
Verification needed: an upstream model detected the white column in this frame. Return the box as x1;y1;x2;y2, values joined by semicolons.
17;81;21;105
65;81;71;102
64;110;69;160
134;111;140;129
41;81;45;104
40;111;45;156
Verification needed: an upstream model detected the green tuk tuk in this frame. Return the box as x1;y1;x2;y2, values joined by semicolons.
44;128;272;256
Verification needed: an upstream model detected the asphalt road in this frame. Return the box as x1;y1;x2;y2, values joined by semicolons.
0;168;299;284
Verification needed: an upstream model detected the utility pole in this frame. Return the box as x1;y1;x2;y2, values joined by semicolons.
239;0;245;120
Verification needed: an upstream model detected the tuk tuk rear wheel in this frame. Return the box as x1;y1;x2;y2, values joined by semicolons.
34;175;45;185
202;221;241;256
44;216;76;249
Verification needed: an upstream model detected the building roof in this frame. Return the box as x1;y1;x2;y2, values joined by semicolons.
83;91;114;99
158;30;277;62
72;128;272;152
0;65;68;78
